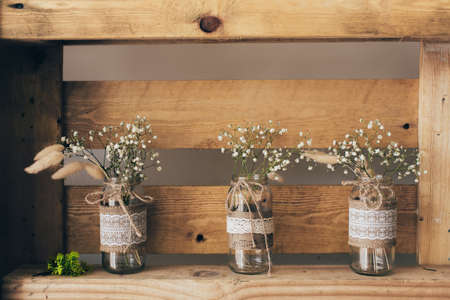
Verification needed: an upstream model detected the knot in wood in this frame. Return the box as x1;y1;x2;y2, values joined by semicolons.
9;3;24;9
193;270;219;278
199;16;221;33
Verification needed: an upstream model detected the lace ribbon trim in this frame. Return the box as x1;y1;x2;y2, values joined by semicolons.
227;216;274;234
100;210;147;247
349;208;397;240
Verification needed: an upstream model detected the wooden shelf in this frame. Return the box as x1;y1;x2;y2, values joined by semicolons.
3;265;450;299
1;0;449;41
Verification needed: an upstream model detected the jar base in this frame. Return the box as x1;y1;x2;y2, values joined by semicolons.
228;265;268;275
103;263;145;275
349;264;392;276
228;249;270;275
101;250;145;275
349;245;395;276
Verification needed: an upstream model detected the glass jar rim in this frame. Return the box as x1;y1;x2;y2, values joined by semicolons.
231;174;268;183
359;174;393;186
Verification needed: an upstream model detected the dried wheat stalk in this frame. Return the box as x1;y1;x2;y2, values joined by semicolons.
25;151;64;174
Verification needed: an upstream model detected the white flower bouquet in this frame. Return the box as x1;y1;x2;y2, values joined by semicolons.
306;119;424;276
25;115;162;274
325;119;422;182
25;115;161;186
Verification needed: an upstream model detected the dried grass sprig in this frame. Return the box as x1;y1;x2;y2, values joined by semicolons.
84;163;105;180
51;162;106;180
25;151;64;174
267;172;284;182
34;144;64;161
303;150;339;165
51;162;85;179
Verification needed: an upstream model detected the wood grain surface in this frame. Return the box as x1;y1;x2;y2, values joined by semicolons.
66;185;417;254
64;79;418;148
4;265;450;299
0;43;63;275
418;43;450;265
1;0;449;41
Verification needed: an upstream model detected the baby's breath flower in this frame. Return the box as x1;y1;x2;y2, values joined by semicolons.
218;121;310;178
59;115;161;186
322;119;423;182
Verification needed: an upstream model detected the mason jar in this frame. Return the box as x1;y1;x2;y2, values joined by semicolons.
100;179;146;274
227;175;273;274
348;178;396;275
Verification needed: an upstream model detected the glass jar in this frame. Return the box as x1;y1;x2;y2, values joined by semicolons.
100;179;146;274
227;175;273;274
348;178;396;275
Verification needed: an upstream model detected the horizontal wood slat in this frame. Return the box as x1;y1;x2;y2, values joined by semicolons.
66;185;417;254
4;265;450;300
1;0;450;41
64;80;418;148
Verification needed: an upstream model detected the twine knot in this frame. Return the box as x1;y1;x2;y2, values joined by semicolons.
85;181;153;238
342;175;394;210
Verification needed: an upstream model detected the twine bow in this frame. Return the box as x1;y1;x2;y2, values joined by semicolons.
226;177;272;276
342;175;394;210
85;181;153;238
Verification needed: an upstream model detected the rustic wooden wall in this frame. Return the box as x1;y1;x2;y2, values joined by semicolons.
0;0;448;272
66;185;417;254
63;78;419;255
0;42;63;276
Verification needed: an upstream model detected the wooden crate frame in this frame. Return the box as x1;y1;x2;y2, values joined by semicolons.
1;0;449;298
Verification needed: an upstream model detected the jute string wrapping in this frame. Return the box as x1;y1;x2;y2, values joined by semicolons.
343;176;397;248
226;177;273;275
85;181;153;253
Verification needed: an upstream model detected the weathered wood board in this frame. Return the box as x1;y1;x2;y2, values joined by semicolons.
3;265;450;299
64;79;418;148
1;0;450;41
0;42;63;276
66;185;417;254
418;43;450;265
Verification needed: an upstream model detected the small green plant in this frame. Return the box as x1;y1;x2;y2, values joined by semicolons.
47;251;89;276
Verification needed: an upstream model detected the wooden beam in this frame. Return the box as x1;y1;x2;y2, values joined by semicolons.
1;1;449;41
66;185;417;254
4;265;450;299
64;79;418;149
0;43;63;275
418;43;450;265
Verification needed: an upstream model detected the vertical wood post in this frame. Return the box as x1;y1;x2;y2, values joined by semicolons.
0;42;63;276
418;42;450;265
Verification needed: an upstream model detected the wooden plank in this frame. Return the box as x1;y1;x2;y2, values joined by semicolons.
4;265;450;300
66;185;417;254
64;79;418;149
0;43;63;276
1;0;450;41
418;43;450;265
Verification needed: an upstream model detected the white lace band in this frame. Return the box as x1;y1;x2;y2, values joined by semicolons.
226;216;274;234
349;208;397;240
100;210;147;247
